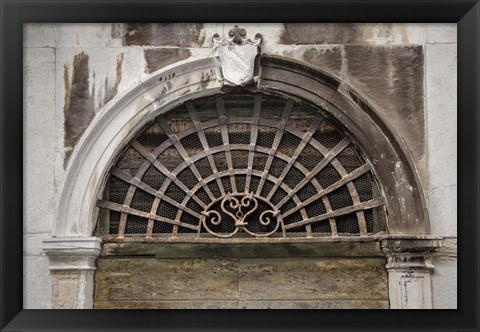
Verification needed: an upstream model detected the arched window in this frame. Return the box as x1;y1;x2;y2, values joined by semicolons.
46;50;436;310
96;92;386;241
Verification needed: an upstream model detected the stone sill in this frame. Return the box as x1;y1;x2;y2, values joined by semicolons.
101;240;385;258
102;233;384;243
100;234;443;259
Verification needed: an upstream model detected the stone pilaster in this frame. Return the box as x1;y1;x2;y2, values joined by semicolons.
42;237;102;309
381;236;441;309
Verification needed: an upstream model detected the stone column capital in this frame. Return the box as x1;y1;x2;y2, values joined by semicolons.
42;237;102;270
380;235;441;270
379;235;442;309
42;237;102;308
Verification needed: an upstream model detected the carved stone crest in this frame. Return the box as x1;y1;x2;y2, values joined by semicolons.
213;25;263;87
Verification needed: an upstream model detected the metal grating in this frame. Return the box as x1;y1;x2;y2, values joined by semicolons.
97;93;386;240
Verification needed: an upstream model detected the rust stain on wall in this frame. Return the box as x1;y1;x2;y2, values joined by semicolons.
63;52;95;168
102;53;124;106
144;48;191;74
124;23;204;47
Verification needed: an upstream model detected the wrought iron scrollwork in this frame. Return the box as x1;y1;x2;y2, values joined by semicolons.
221;192;258;226
201;193;282;238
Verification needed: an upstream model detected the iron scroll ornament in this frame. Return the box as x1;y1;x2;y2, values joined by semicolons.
201;192;282;238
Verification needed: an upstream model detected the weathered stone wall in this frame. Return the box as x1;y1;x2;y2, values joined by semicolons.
23;23;457;309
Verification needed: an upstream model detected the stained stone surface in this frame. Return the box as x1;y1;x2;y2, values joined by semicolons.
280;23;370;45
343;45;425;162
63;52;95;165
124;23;205;47
143;48;192;74
279;23;424;45
302;46;343;77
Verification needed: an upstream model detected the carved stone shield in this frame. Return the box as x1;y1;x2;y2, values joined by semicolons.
213;30;262;87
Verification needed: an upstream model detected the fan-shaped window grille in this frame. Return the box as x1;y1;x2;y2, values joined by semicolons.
97;93;386;240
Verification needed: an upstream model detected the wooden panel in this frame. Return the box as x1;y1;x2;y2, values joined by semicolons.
94;256;388;309
95;300;239;309
240;300;389;309
238;258;388;301
95;300;388;309
94;258;239;301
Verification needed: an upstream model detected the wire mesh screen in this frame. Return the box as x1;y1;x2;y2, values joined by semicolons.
97;93;386;240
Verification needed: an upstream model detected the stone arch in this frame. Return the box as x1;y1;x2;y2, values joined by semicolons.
54;57;223;237
54;55;429;238
257;55;429;234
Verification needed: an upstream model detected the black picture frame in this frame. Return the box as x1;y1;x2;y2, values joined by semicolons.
1;0;479;331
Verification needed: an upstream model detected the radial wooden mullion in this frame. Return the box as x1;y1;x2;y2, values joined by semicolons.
301;210;312;237
116;186;135;239
110;167;201;218
163;142;324;184
110;167;200;239
97;200;199;231
266;114;323;202
282;163;371;219
276;137;351;210
114;166;147;240
245;94;262;193
339;167;369;235
322;196;338;236
145;198;160;239
186;101;225;196
256;99;294;196
162;142;337;232
330;159;368;235
145;115;336;160
283;197;385;230
303;173;337;236
131;140;207;209
215;95;237;193
157;115;216;202
113;148;158;239
297;163;337;236
351;185;368;234
174;140;309;232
